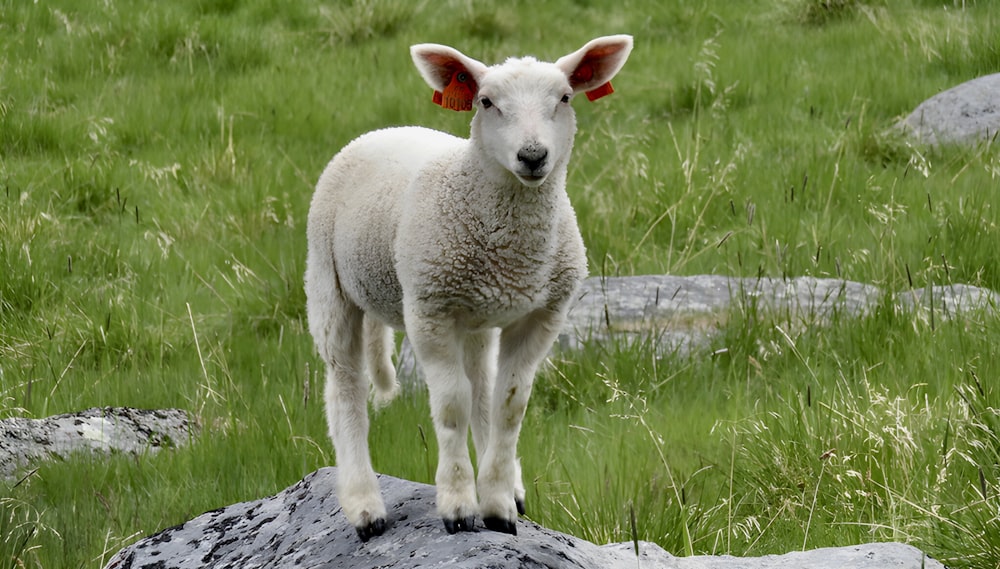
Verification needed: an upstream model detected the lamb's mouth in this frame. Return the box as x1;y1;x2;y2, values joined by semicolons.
517;173;547;187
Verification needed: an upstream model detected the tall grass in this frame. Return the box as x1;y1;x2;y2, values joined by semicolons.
2;0;1000;567
526;297;1000;566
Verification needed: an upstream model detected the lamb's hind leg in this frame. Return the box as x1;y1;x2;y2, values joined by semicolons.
364;315;399;407
478;308;564;534
323;355;387;540
309;284;386;540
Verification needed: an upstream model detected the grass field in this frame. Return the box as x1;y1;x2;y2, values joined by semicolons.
2;0;1000;567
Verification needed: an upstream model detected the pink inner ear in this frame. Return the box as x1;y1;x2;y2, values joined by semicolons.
571;64;595;86
569;41;629;93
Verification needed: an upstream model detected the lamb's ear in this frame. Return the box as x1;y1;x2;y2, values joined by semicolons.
410;44;489;112
556;35;634;102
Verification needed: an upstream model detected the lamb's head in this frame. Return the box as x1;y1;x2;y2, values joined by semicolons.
411;36;633;188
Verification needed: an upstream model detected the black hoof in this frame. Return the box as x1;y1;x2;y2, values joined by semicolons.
355;517;387;542
443;515;476;534
515;498;526;516
483;516;517;535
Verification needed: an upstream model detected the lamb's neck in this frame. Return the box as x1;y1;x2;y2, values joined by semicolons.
454;148;569;214
440;149;570;254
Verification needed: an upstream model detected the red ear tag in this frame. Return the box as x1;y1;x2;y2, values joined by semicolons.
433;71;476;111
585;81;614;102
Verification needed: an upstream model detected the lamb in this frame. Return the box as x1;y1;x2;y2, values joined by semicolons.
304;35;633;541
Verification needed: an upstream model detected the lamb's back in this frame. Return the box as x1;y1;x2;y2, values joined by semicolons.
309;127;465;327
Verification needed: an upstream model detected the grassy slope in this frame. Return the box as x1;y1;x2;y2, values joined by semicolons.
1;0;999;567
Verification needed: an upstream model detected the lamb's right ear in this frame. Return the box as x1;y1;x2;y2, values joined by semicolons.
556;35;634;102
410;44;489;112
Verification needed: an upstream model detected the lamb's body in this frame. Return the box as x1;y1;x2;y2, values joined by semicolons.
311;127;583;331
305;36;632;541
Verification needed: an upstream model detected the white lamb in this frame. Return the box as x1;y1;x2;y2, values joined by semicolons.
305;35;633;541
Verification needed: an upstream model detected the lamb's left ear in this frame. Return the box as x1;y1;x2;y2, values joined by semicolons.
411;44;489;112
556;35;634;102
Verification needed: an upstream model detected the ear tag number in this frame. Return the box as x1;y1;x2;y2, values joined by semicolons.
433;71;476;111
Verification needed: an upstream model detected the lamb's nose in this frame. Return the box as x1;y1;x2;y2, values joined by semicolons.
517;144;548;172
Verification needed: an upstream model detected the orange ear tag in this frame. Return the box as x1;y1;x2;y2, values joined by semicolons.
432;71;476;112
585;81;614;102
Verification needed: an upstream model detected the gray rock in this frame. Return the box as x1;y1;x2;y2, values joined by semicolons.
561;275;882;354
900;73;1000;146
104;467;943;569
603;541;943;569
0;407;194;478
564;275;997;347
897;282;999;315
397;275;998;380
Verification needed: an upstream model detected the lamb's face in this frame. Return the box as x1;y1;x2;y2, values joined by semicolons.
411;37;632;189
471;59;577;188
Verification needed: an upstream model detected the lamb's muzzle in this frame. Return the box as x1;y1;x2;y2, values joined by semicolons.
517;143;548;175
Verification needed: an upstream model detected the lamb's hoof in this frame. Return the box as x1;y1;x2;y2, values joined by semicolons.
355;517;387;542
515;498;526;516
443;515;476;534
483;516;517;535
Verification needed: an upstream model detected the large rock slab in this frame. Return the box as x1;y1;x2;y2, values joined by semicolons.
564;274;997;349
104;467;943;569
561;275;882;354
559;275;1000;353
900;73;1000;146
0;407;193;478
398;275;998;379
107;468;943;569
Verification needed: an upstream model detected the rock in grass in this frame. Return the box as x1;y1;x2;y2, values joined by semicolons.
103;467;943;569
0;407;193;478
561;275;883;354
564;275;998;351
560;274;997;358
397;275;998;380
900;73;1000;146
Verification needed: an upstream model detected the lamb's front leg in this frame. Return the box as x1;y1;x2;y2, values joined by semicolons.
478;308;564;535
405;314;479;533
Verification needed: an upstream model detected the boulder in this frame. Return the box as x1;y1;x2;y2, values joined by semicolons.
398;275;998;380
900;73;1000;146
564;275;997;350
0;407;194;478
104;467;943;569
561;275;883;354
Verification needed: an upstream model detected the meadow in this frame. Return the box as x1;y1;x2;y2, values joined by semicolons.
2;0;999;566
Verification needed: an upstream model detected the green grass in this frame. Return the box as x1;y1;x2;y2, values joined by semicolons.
2;0;1000;567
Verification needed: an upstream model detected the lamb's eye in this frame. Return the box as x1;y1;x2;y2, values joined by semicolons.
481;97;493;109
560;94;571;104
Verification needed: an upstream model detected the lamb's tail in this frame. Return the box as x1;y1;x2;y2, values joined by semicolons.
363;315;399;408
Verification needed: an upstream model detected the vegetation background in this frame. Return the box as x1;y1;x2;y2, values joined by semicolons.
2;0;999;567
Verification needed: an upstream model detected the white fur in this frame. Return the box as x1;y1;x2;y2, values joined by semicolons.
305;35;633;538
